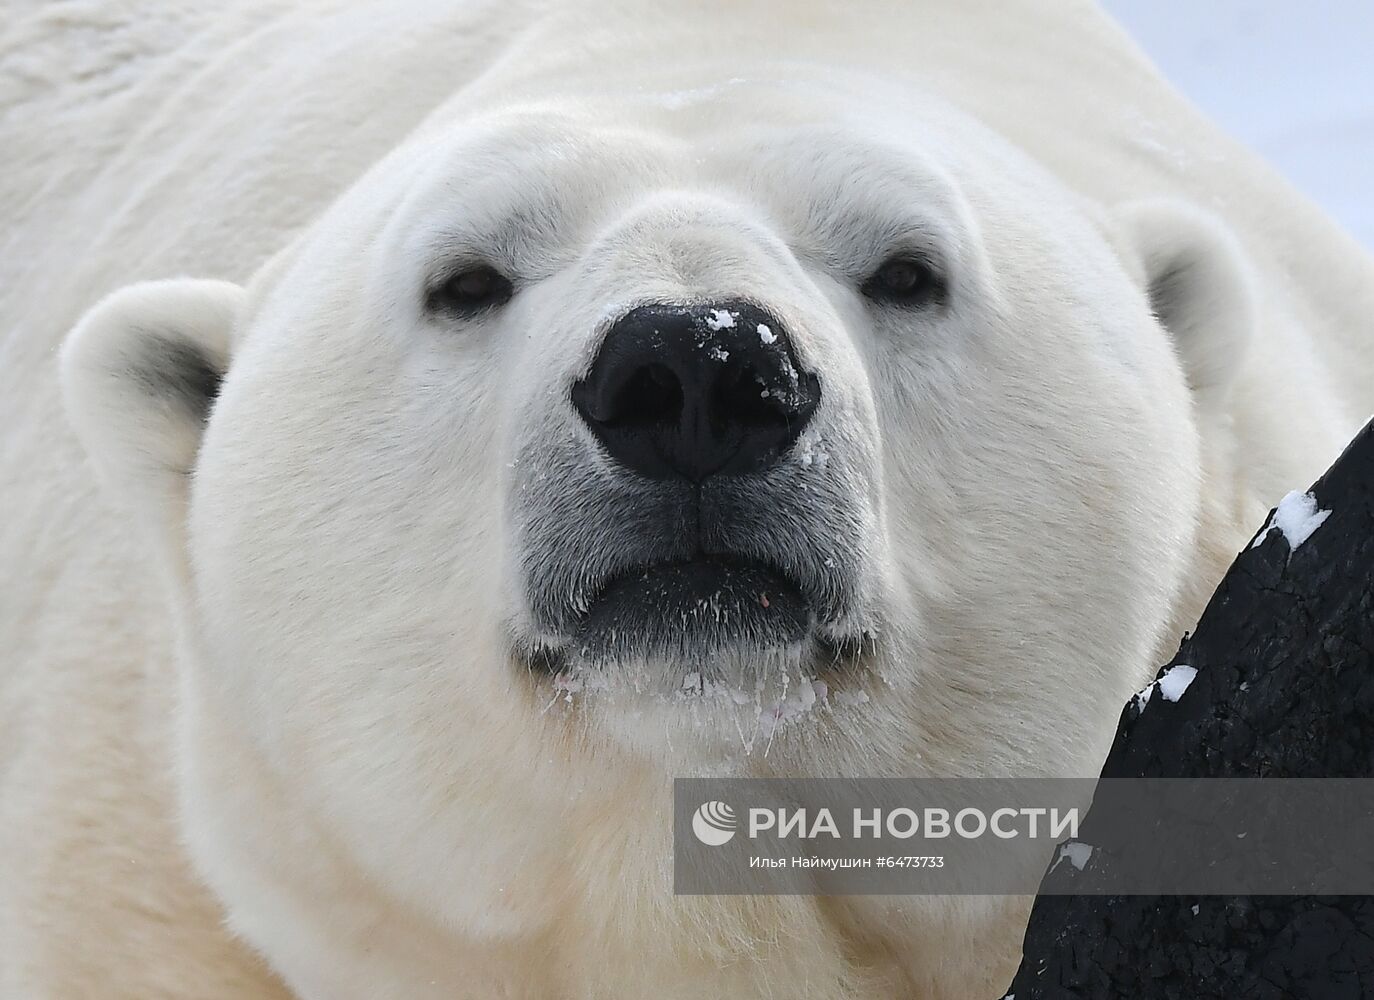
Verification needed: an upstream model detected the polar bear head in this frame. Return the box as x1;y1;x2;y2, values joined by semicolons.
62;83;1252;923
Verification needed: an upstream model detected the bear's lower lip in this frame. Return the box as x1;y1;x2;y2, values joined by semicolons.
571;557;811;664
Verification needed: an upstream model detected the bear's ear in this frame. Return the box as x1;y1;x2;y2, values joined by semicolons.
1110;200;1255;405
61;279;242;572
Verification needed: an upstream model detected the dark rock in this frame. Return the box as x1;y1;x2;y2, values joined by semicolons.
1003;420;1374;999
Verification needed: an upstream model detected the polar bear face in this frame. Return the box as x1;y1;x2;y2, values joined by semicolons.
65;84;1217;911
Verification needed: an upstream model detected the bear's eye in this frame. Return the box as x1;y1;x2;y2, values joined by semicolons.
428;264;514;315
862;255;944;307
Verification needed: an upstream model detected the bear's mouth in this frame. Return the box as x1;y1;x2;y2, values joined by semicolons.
518;556;870;679
577;556;809;660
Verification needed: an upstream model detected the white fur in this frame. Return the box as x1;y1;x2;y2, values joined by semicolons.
3;1;1372;998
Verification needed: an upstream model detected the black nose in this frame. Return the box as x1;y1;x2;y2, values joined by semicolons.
572;302;821;482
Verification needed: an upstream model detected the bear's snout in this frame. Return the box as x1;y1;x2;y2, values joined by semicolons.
571;300;820;483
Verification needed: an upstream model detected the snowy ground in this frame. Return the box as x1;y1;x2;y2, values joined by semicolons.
1102;0;1374;251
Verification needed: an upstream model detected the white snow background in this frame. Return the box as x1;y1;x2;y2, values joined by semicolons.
1103;1;1374;251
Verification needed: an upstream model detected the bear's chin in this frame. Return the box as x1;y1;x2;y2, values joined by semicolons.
536;656;862;758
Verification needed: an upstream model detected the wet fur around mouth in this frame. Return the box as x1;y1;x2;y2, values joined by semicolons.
571;556;811;662
513;553;874;683
512;431;874;636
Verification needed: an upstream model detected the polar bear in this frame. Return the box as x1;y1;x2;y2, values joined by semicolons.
2;0;1372;997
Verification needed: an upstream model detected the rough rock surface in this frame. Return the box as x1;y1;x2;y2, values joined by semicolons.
1004;419;1374;999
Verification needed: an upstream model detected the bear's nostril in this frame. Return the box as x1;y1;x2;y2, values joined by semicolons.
711;362;790;431
606;363;683;428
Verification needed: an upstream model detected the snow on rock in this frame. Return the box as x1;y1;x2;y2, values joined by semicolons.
1132;664;1198;708
1134;665;1196;712
1052;841;1094;873
1251;489;1331;552
1157;664;1197;703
